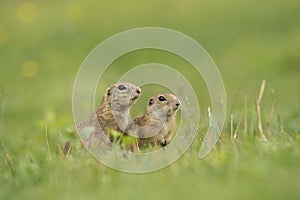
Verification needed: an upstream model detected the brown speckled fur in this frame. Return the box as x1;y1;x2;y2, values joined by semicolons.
126;93;180;149
78;82;141;147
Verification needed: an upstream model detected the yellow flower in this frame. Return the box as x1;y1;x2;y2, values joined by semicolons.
16;1;37;23
21;60;39;78
65;4;83;23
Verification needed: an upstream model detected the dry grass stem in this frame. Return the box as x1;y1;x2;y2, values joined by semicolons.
277;115;294;143
230;114;233;140
256;80;267;140
250;120;254;137
244;94;248;135
0;141;14;176
45;121;52;159
57;144;65;157
234;114;243;139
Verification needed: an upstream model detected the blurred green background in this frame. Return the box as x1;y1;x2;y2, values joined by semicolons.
0;0;299;199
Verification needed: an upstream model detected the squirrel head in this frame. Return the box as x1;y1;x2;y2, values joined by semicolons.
147;93;180;119
104;82;141;111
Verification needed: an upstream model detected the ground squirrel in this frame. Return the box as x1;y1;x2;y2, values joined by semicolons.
125;93;180;149
77;82;141;146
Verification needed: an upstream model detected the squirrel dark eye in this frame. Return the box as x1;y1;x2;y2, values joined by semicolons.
158;96;166;101
117;85;126;90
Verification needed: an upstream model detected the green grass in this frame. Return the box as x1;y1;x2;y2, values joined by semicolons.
0;0;300;199
1;123;300;200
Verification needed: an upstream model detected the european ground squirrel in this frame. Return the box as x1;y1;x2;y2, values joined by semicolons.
77;82;141;146
125;93;180;149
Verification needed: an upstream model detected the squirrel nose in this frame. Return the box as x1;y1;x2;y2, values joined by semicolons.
175;100;180;108
136;88;141;94
176;99;180;106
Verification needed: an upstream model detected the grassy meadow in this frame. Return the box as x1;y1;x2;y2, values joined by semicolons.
0;0;300;199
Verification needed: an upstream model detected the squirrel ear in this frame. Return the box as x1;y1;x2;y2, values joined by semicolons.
106;87;111;96
148;98;154;106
